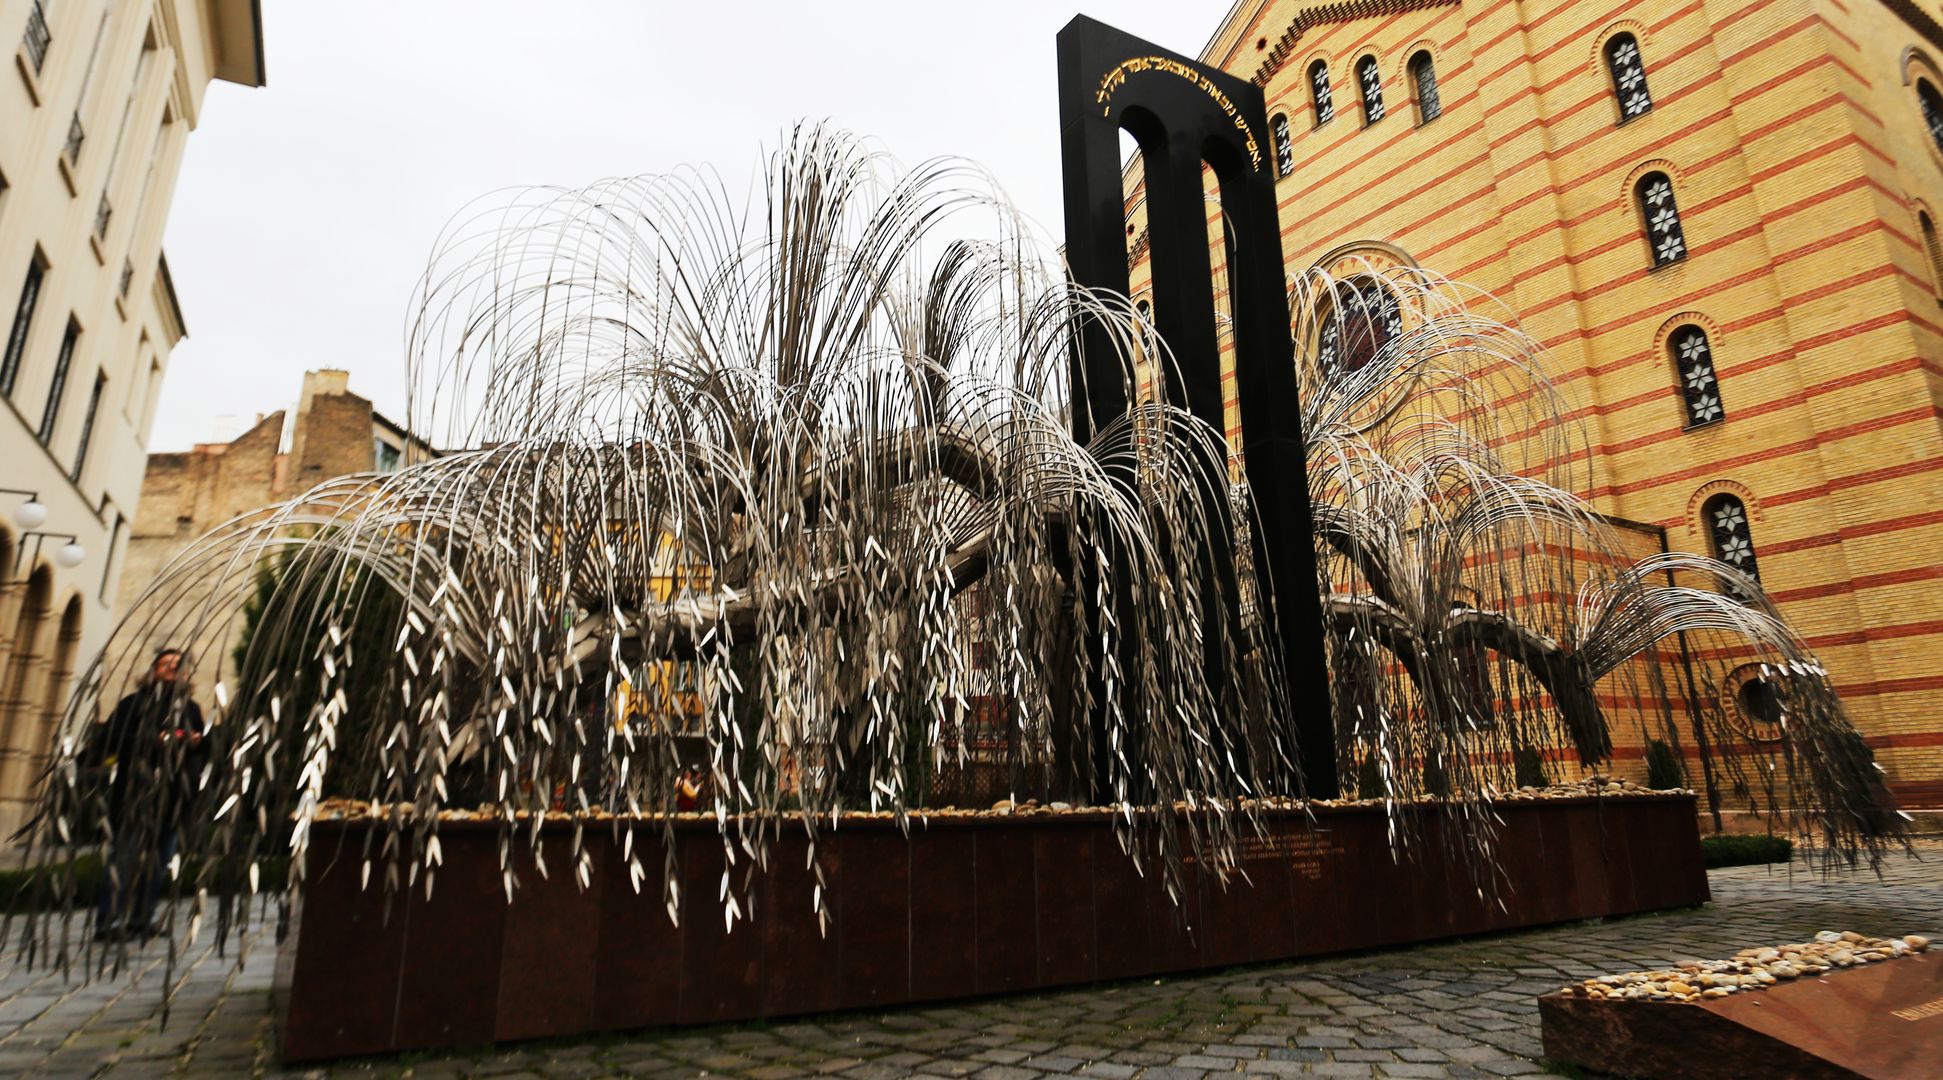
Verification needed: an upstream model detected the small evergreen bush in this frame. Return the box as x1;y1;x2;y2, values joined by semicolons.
1700;834;1793;868
1422;755;1451;798
1357;755;1387;800
0;854;289;913
0;856;103;913
1645;739;1685;790
1513;746;1549;788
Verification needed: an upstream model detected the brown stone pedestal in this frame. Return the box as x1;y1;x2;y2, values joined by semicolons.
1540;951;1943;1079
277;795;1707;1062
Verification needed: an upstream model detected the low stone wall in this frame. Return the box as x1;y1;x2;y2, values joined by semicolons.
275;795;1707;1062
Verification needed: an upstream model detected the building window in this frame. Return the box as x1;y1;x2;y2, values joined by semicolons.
1410;51;1442;124
1357;56;1385;124
3;255;47;397
1671;326;1722;427
374;438;402;473
1921;80;1943;154
1922;212;1943;301
72;371;105;480
1317;276;1402;379
1704;493;1761;590
38;318;80;444
21;1;52;75
1271;113;1294;177
1637;171;1688;266
99;511;124;601
1606;33;1652;122
1310;59;1334;126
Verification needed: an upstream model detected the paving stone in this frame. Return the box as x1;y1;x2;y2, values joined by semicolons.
971;1066;1043;1080
1;847;1938;1078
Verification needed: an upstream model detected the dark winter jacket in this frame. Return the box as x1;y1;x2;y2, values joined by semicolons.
81;684;208;827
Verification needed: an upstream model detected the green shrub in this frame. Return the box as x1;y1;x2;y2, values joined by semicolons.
0;854;289;913
1700;834;1793;869
1356;756;1387;800
0;856;103;914
1645;739;1685;790
1514;746;1549;788
1422;755;1451;798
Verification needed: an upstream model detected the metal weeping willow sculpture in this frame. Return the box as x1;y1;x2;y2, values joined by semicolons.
5;124;1902;986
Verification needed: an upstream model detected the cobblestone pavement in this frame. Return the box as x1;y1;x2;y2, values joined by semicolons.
3;842;1937;1079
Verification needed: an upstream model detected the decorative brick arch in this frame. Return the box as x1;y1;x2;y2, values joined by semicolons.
1310;239;1422;274
1393;38;1440;84
1910;196;1943;298
1590;19;1654;69
1685;479;1762;541
1623;158;1686;202
1899;44;1943;88
1902;50;1943;172
1654;310;1721;348
0;567;54;786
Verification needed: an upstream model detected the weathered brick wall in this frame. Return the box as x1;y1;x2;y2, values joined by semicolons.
118;412;285;710
292;391;378;495
119;380;390;715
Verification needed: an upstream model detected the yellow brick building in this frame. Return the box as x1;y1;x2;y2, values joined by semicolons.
1125;0;1943;807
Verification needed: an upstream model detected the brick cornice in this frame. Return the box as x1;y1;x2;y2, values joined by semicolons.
1881;0;1943;59
1254;0;1461;85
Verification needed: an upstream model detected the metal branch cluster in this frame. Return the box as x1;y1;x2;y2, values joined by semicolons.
8;129;1901;983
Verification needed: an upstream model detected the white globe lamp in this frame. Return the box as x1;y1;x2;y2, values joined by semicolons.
12;499;47;530
54;541;86;569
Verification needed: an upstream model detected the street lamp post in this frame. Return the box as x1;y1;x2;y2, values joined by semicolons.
1;489;85;580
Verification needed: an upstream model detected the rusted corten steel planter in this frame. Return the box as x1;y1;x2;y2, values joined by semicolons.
1539;950;1942;1079
275;794;1707;1061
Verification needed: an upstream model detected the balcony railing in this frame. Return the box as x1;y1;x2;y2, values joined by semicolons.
94;194;112;241
21;1;50;75
63;113;85;165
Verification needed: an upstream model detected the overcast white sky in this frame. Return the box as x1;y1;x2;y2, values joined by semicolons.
152;0;1228;450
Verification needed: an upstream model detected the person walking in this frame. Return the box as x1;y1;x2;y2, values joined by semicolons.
83;648;207;942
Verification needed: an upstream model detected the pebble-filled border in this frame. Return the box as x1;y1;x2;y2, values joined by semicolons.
1559;931;1932;1003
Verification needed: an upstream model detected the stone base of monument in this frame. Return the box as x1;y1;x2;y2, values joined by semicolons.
1539;952;1941;1079
275;794;1706;1062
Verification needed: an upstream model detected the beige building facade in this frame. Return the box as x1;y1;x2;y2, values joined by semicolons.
0;0;262;841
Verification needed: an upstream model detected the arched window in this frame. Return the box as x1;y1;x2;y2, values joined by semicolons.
1704;493;1761;589
1410;51;1442;124
1357;56;1385;124
1310;59;1335;126
1271;113;1294;177
1637;172;1687;266
1605;33;1652;122
1671;325;1722;427
1920;79;1943;153
1317;276;1402;378
1922;212;1943;300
